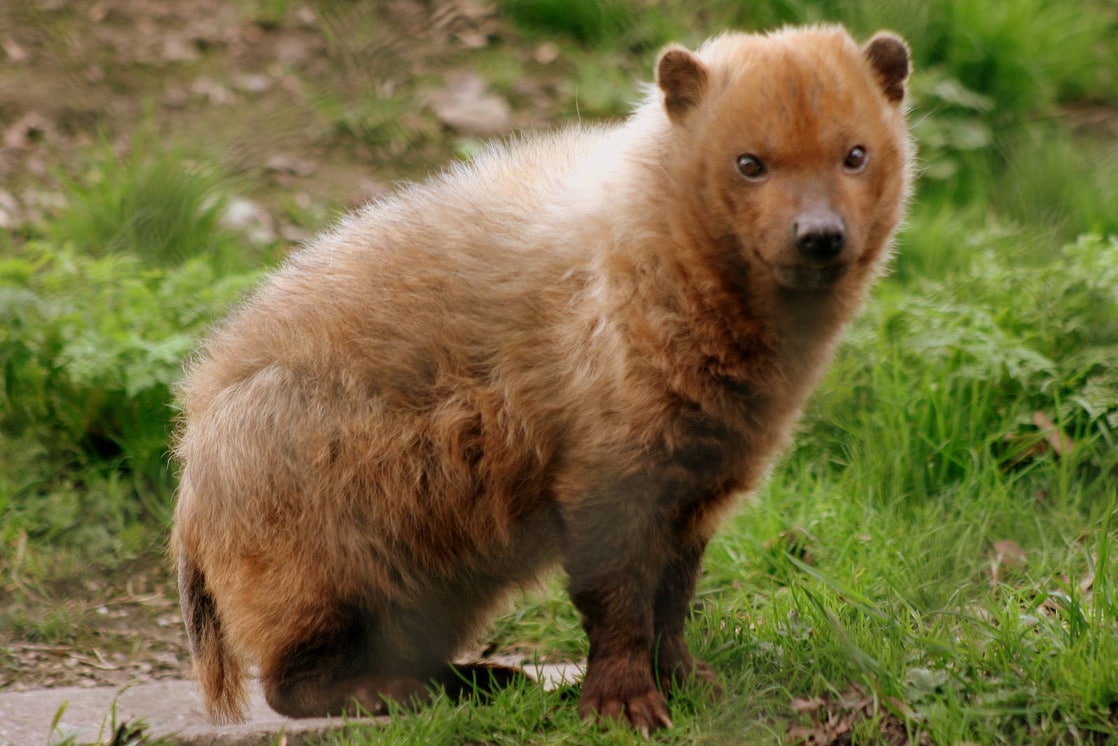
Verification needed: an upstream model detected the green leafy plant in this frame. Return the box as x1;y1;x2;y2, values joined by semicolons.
0;243;260;570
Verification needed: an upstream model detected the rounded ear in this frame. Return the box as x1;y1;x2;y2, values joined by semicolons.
656;44;709;122
863;32;910;104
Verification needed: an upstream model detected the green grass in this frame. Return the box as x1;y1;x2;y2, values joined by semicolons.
513;0;1117;117
47;703;175;746
3;1;1118;743
501;0;645;48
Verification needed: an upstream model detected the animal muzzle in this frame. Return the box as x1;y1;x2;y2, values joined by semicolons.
793;211;846;262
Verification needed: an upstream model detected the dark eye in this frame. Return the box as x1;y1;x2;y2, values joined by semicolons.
736;153;767;180
844;145;868;171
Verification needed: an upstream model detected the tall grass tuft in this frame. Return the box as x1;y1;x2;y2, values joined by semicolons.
46;138;240;269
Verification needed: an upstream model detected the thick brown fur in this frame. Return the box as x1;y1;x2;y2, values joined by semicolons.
172;25;913;733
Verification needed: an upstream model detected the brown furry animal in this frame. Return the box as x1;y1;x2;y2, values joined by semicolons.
172;25;913;734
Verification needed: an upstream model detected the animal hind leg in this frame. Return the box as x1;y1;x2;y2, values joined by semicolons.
260;602;435;718
392;586;529;703
260;598;525;717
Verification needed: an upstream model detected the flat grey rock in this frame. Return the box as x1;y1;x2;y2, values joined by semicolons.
428;72;512;137
0;679;372;746
0;661;584;745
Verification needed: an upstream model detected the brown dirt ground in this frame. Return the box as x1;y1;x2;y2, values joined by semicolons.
0;0;574;227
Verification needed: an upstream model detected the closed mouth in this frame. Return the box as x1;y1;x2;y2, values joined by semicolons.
771;262;849;290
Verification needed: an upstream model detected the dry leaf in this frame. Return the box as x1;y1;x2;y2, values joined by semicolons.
2;37;30;64
786;685;921;745
790;696;826;714
993;539;1027;566
1033;411;1074;457
990;539;1027;583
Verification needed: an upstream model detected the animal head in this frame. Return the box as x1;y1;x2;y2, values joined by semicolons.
656;26;913;291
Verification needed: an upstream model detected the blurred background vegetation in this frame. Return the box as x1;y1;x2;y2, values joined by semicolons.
1;0;1116;740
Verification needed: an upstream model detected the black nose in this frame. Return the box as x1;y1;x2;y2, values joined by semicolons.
794;214;846;260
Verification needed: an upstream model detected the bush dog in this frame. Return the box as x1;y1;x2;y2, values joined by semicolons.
173;24;913;734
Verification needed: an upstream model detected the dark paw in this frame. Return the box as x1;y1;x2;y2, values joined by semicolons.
579;682;673;736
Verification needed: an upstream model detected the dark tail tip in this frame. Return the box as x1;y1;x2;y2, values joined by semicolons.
178;553;247;723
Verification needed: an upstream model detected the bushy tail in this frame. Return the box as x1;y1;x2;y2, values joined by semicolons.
178;552;248;723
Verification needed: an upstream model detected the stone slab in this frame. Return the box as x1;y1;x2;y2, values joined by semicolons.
0;661;584;745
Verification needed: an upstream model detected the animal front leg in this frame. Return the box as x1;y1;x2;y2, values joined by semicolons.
568;568;674;735
652;537;723;697
562;482;675;735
